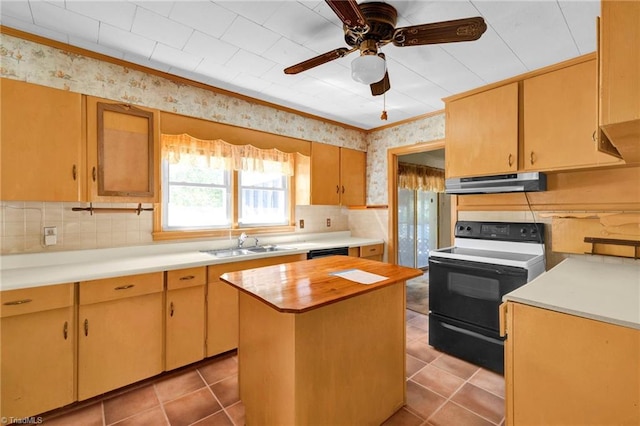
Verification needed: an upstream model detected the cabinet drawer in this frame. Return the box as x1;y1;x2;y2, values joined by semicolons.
80;272;163;305
0;283;74;318
167;267;206;290
360;243;384;258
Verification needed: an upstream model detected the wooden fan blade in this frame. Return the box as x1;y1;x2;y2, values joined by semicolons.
325;0;368;30
370;71;390;96
393;17;487;47
284;48;351;74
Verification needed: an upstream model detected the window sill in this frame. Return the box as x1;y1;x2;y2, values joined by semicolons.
152;225;296;242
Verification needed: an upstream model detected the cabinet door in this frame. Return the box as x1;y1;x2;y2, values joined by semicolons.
445;83;518;178
311;142;341;205
523;59;620;170
600;0;640;128
1;307;75;419
0;79;82;201
85;96;159;203
77;293;163;400
340;148;366;206
505;302;639;425
166;268;206;370
206;254;306;357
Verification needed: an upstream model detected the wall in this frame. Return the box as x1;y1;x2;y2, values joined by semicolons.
0;201;348;254
0;33;355;254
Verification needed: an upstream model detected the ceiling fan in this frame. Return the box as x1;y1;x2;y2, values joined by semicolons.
284;0;487;96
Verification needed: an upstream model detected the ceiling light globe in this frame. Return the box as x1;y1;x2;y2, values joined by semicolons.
351;55;386;85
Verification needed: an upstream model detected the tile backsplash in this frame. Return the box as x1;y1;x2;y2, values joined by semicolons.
0;201;348;254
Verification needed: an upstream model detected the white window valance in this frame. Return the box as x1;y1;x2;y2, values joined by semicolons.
161;133;294;176
398;162;445;193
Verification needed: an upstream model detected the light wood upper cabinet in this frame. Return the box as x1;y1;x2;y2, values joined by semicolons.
0;283;75;419
340;147;366;206
165;267;206;370
0;79;83;201
504;302;639;425
310;142;366;206
85;96;160;203
523;59;620;170
77;272;163;400
445;83;519;178
597;0;640;163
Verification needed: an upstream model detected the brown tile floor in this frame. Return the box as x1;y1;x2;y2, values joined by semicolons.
41;310;504;426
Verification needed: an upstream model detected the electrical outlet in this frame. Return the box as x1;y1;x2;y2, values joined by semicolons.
44;226;57;246
326;218;331;227
299;219;305;229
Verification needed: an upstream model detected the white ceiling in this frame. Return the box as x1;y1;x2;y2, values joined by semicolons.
0;0;600;130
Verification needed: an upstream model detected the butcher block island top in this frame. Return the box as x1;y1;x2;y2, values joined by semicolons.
220;256;422;426
220;255;423;313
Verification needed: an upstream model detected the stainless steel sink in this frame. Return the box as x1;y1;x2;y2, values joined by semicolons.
200;248;251;258
201;245;293;257
246;245;291;253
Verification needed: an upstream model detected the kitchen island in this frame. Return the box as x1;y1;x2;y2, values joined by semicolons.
220;255;422;426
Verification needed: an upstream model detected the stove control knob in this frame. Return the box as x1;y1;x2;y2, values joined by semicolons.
520;228;527;234
466;226;472;232
458;225;465;232
531;228;537;234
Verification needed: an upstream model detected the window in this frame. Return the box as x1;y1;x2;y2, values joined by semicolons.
163;153;231;230
156;133;296;238
239;170;288;227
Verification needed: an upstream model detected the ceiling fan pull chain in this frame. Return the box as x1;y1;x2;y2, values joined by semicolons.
381;84;388;120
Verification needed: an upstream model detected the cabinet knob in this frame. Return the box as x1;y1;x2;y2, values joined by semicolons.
592;130;597;142
530;151;535;165
72;164;77;181
84;319;89;337
63;321;68;340
508;154;513;167
341;185;345;194
92;167;97;182
336;185;340;194
170;301;175;317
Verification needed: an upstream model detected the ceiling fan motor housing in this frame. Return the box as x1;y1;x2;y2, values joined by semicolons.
344;2;398;48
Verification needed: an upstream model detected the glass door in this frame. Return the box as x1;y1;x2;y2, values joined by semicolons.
398;189;438;269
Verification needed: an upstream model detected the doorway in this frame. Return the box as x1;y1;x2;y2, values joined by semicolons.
394;148;451;270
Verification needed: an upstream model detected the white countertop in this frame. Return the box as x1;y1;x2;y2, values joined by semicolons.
503;258;640;330
0;232;384;291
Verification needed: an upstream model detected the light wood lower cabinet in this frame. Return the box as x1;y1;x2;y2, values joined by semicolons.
206;254;306;357
503;301;639;425
0;284;75;419
77;272;164;400
165;267;206;370
348;243;385;262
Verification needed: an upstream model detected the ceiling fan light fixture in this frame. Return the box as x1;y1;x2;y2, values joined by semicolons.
351;54;386;85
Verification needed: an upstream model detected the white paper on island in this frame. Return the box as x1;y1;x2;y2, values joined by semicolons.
330;269;388;285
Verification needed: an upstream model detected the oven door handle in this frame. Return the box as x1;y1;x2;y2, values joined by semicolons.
429;258;526;277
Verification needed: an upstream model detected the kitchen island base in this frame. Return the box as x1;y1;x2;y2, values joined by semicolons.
238;283;406;425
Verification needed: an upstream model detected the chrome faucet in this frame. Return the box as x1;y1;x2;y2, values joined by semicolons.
237;232;248;248
237;232;258;248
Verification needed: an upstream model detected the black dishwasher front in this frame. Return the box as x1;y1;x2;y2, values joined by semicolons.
306;247;349;259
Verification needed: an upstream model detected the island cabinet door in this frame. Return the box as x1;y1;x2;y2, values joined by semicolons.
504;302;640;425
77;273;164;400
0;283;75;420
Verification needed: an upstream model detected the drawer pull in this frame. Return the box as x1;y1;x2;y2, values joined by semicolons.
72;164;77;180
170;302;175;317
84;319;89;337
63;321;69;340
92;166;97;182
3;298;33;306
179;275;195;281
114;284;135;291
